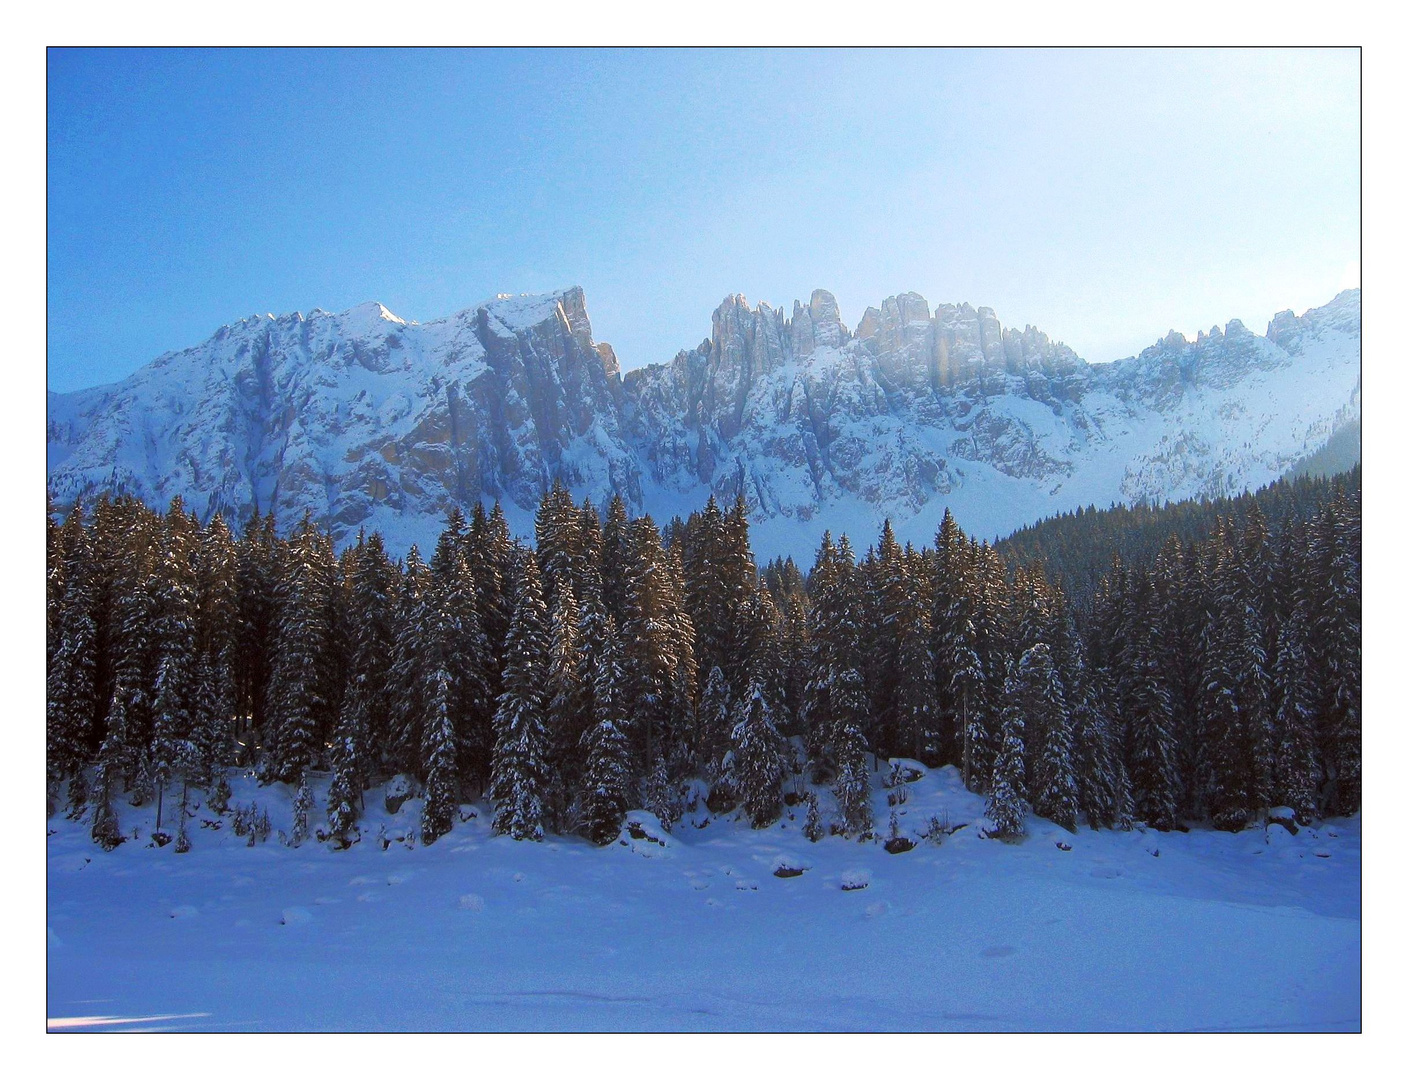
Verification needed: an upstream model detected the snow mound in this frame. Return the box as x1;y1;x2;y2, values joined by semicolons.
618;811;672;857
770;853;809;878
279;906;313;926
840;869;871;891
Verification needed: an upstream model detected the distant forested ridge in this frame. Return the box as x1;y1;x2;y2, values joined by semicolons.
46;467;1360;852
996;466;1360;607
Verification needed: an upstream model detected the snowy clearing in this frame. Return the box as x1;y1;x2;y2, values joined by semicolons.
46;765;1359;1032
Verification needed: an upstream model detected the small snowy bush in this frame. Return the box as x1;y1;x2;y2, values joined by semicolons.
840;868;871;891
802;791;824;843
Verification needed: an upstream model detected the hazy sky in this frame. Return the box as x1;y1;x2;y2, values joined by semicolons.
47;48;1359;393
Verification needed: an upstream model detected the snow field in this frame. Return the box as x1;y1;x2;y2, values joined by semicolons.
47;763;1359;1032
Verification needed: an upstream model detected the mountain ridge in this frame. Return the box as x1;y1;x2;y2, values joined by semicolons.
46;285;1361;559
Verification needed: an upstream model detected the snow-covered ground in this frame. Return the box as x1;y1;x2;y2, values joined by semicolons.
46;765;1360;1032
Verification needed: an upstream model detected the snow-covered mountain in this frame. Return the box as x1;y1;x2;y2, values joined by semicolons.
46;285;1361;558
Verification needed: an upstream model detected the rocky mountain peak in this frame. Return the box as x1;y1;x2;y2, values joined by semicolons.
48;284;1360;561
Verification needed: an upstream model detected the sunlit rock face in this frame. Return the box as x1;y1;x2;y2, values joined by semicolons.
47;285;1360;558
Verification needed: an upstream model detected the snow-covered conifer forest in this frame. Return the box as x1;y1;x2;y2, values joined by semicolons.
46;467;1361;1031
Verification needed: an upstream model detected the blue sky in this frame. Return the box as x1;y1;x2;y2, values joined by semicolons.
47;48;1359;393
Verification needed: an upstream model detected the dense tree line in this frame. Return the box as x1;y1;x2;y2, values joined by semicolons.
46;469;1360;852
996;466;1360;606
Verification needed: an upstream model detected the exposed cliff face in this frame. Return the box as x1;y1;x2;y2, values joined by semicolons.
47;288;639;552
47;285;1360;558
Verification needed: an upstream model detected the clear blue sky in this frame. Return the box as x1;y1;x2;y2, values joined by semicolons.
47;47;1359;393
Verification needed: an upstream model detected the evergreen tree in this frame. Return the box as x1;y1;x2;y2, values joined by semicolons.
419;665;459;844
986;685;1027;840
1273;600;1319;820
264;515;333;782
90;748;125;851
729;675;786;827
488;555;552;841
1128;625;1182;831
430;539;493;792
892;544;938;761
290;770;313;847
47;509;101;779
802;790;824;842
830;668;873;838
468;501;516;701
1313;488;1361;815
1072;671;1132;829
1013;644;1078;831
384;546;431;776
579;618;631;845
544;587;585;828
619;516;681;775
234;511;280;747
340;531;398;781
698;665;733;784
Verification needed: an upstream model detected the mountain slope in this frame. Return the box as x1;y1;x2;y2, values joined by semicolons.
47;286;1361;558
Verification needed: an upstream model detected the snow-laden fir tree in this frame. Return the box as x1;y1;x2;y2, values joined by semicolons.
1200;529;1255;831
729;674;786;828
194;514;241;781
802;533;869;780
1312;487;1361;816
89;749;125;851
47;505;100;782
830;668;873;838
419;666;458;844
1013;644;1078;831
174;791;192;853
430;538;493;792
619;516;682;775
340;530;399;783
208;767;232;816
1128;628;1182;831
892;544;937;761
642;758;677;832
986;680;1028;840
1273;601;1319;821
562;565;609;801
543;587;584;829
579;617;631;845
802;790;824;842
1071;671;1133;830
264;515;333;782
384;545;431;777
488;555;553;841
698;665;732;786
290;769;313;847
